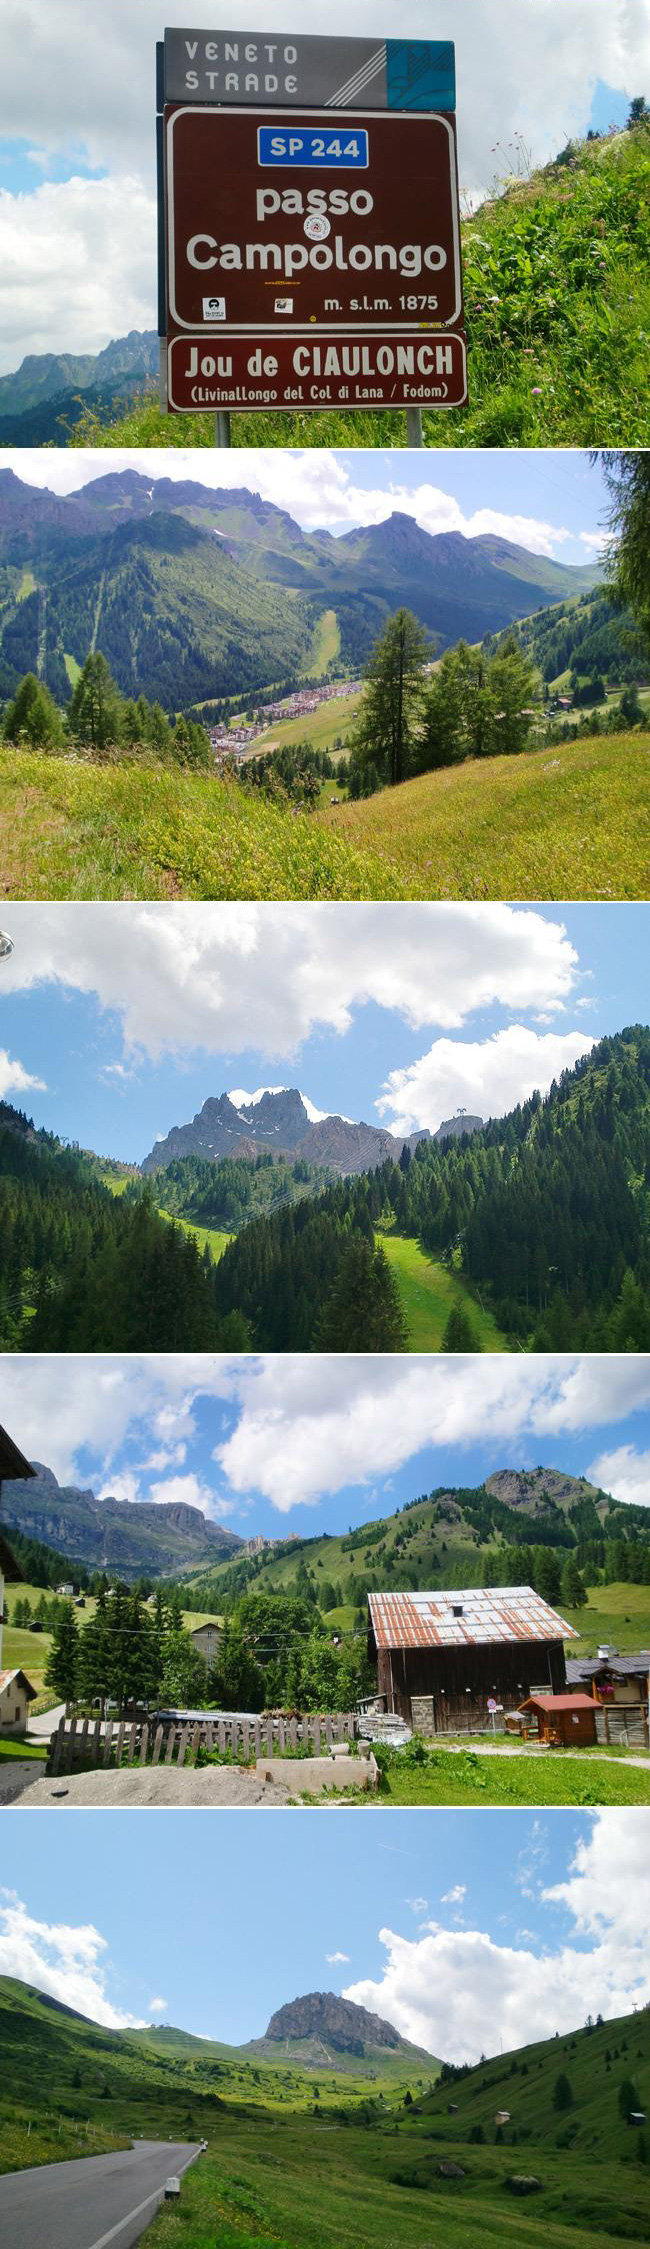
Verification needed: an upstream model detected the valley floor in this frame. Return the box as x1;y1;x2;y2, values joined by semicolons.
143;2110;650;2249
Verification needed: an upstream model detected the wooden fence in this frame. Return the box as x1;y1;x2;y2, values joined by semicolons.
47;1709;357;1776
594;1703;649;1749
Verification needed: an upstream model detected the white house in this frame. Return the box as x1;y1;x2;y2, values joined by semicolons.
0;1667;37;1734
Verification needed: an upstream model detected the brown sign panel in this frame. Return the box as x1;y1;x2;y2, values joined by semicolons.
165;106;463;336
167;329;468;413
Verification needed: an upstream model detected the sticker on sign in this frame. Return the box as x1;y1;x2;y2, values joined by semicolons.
167;329;468;412
165;106;463;334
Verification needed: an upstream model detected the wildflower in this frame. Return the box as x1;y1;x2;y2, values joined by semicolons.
532;387;542;394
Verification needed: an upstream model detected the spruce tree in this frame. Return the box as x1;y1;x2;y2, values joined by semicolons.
350;608;432;788
68;652;123;753
3;673;64;751
45;1602;80;1707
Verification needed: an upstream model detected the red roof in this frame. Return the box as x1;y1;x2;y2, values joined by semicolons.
522;1693;595;1713
368;1586;575;1651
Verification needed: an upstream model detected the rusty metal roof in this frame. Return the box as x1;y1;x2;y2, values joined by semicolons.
367;1587;576;1650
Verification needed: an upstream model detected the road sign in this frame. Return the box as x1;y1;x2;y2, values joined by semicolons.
162;31;456;112
167;328;468;413
164;106;463;335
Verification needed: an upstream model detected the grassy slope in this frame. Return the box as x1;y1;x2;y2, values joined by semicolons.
70;128;650;452
0;750;395;901
304;609;341;678
564;1581;650;1657
1;731;646;901
379;1234;506;1352
2;1584;216;1695
320;735;649;901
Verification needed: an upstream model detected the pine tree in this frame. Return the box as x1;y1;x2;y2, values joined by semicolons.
553;2073;573;2110
442;1302;481;1352
45;1602;80;1707
3;673;65;751
68;652;124;753
350;608;432;788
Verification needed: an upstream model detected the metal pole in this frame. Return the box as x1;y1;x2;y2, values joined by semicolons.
214;411;232;448
405;408;424;448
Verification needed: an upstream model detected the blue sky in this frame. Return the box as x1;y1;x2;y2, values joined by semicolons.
0;902;645;1163
0;1809;648;2060
0;2;646;370
5;444;610;564
1;1354;649;1532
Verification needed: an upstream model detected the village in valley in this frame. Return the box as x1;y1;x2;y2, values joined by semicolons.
2;1412;649;1810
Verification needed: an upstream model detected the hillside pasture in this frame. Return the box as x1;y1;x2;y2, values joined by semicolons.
247;686;362;757
379;1233;507;1352
320;734;650;900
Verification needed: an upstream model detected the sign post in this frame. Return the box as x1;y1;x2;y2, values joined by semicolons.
157;31;466;443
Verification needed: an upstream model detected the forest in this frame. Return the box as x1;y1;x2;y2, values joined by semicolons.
212;1030;650;1351
0;1029;647;1354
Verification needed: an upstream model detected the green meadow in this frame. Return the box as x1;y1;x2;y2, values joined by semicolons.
379;1234;507;1352
1;731;646;901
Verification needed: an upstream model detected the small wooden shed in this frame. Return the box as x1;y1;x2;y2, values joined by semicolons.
519;1692;597;1746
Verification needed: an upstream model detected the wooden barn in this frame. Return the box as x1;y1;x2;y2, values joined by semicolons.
367;1586;575;1733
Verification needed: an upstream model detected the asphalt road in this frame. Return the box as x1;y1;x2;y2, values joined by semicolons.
0;2139;201;2249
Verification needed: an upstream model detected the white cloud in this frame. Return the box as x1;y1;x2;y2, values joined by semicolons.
1;903;580;1067
97;1468;141;1506
0;1893;144;2030
326;1951;350;1964
147;1471;224;1520
406;1897;428;1915
1;1;649;367
377;1026;595;1136
441;1885;466;1906
1;1354;649;1518
148;1995;168;2014
586;1444;650;1510
344;1813;650;2062
0;1048;46;1100
213;1355;650;1512
0;174;155;370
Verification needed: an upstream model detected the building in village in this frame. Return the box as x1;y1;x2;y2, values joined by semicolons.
190;1621;223;1667
367;1586;576;1733
0;1667;37;1733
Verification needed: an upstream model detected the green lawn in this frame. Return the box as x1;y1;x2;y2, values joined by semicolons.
369;1744;650;1807
0;1737;46;1762
379;1233;507;1352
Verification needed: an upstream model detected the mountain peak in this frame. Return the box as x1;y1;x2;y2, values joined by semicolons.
262;1990;423;2057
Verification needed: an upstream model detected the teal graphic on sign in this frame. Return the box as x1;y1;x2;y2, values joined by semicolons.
386;41;455;112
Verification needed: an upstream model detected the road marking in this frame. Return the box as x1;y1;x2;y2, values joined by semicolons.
87;2186;162;2249
87;2152;198;2249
